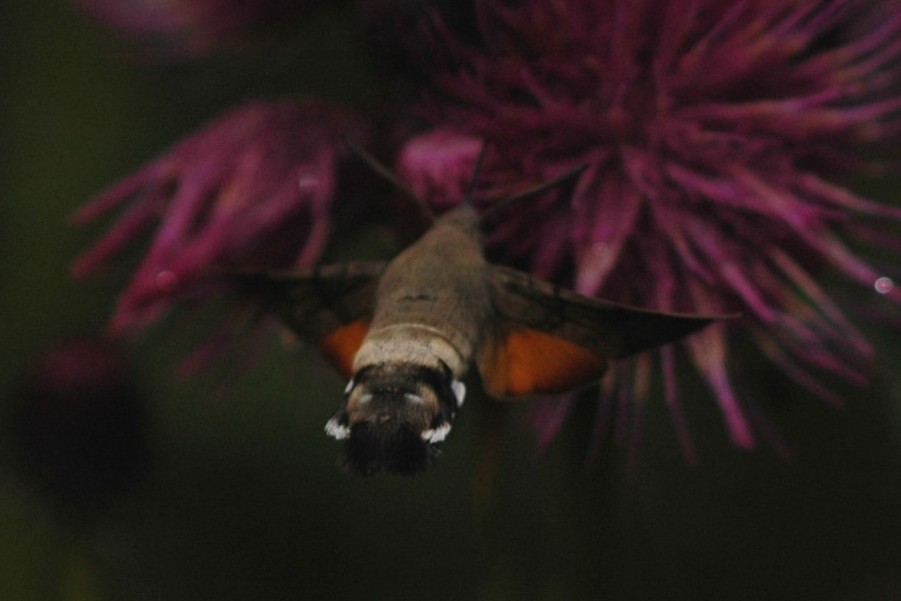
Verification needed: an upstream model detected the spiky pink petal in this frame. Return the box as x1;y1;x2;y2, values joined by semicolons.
404;0;901;452
73;99;368;333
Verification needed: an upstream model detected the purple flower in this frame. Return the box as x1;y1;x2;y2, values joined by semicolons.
76;0;314;58
401;0;901;457
396;128;483;212
73;99;368;337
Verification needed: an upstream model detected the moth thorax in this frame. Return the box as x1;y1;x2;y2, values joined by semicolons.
324;362;466;475
351;325;467;377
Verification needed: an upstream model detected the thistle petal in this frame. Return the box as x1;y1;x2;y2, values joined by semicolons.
74;99;369;335
405;0;901;454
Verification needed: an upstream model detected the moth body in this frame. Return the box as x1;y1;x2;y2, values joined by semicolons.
333;205;488;473
355;204;490;377
242;159;722;474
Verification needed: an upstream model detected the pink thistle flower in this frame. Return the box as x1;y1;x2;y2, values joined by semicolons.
76;0;314;59
401;0;901;457
396;128;483;212
73;99;369;337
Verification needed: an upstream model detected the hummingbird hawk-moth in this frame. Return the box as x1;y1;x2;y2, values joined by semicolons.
239;145;717;474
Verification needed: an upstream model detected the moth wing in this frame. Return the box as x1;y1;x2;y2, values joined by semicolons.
481;265;716;398
234;261;386;375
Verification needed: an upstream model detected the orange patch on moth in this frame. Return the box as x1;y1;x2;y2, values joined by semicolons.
320;319;370;376
485;328;609;398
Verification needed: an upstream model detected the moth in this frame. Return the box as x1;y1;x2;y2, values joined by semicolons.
239;145;717;475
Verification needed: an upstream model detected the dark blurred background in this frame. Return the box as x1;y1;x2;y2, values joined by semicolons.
2;2;901;600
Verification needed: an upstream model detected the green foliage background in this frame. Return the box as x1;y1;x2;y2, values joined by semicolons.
2;2;901;599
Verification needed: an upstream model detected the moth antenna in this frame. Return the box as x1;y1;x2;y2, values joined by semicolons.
465;141;489;206
480;164;589;220
342;137;436;222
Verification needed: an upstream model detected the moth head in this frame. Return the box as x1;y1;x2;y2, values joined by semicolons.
324;362;466;475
